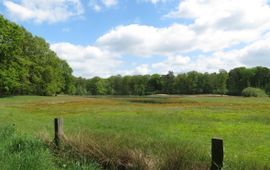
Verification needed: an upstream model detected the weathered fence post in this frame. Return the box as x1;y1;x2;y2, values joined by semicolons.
211;138;224;170
54;118;64;147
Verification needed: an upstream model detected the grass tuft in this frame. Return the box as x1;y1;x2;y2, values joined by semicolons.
43;131;210;170
56;134;153;169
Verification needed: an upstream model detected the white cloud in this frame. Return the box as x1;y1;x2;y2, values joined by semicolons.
226;34;270;67
96;23;261;55
3;0;84;23
134;64;150;75
94;0;270;74
166;0;270;30
50;33;270;77
89;0;117;12
161;0;270;52
91;3;101;12
139;0;169;4
50;43;122;78
97;24;196;56
152;55;191;73
151;35;270;74
49;0;270;77
102;0;117;7
144;0;159;4
151;53;243;74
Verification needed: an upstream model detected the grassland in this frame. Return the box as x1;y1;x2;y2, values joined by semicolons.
0;95;270;169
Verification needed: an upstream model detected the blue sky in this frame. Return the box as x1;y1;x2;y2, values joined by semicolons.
1;0;270;78
0;0;182;45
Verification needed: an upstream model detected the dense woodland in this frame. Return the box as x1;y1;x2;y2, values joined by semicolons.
74;67;270;96
1;15;270;97
0;15;75;96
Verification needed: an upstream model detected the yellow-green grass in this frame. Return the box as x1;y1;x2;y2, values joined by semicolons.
0;95;270;169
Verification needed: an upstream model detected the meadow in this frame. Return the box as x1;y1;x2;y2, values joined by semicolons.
0;95;270;169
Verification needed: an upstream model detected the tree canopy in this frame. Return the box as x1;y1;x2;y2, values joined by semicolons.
0;15;74;96
73;67;270;96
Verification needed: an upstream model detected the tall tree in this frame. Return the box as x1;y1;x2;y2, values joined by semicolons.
0;15;74;96
228;67;254;95
161;71;175;94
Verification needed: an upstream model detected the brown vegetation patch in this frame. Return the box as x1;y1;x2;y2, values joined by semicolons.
22;97;121;113
41;131;210;170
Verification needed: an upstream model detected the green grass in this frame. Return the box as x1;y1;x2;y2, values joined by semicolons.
0;125;100;170
0;95;270;169
0;125;56;170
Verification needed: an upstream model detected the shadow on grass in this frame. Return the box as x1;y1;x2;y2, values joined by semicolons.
0;95;16;99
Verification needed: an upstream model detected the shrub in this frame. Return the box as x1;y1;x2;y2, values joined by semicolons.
241;87;268;97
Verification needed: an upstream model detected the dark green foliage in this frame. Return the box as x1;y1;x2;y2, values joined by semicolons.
265;83;270;94
73;67;269;96
228;67;270;95
87;77;108;95
74;77;87;95
227;67;254;95
161;71;175;94
241;87;267;97
147;74;163;94
251;66;270;88
212;69;228;94
0;15;74;96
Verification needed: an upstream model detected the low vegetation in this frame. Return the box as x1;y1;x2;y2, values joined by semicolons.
0;125;56;170
0;125;100;170
48;133;209;170
0;96;270;169
242;87;268;97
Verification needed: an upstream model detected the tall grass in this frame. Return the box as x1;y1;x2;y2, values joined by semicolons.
0;125;55;170
0;126;100;170
42;131;210;170
1;96;270;169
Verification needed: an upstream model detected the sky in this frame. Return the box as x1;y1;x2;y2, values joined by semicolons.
1;0;270;78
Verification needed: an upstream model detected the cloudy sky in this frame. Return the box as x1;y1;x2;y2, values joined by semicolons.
1;0;270;78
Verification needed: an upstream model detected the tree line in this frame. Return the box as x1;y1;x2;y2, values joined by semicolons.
73;67;270;96
1;15;269;97
0;15;75;96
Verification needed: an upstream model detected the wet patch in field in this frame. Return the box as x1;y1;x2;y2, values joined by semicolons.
127;98;199;105
128;99;170;104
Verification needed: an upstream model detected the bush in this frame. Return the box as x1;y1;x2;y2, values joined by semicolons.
241;87;268;97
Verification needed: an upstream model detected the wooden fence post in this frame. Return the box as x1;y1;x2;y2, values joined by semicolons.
54;118;64;147
211;138;224;170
